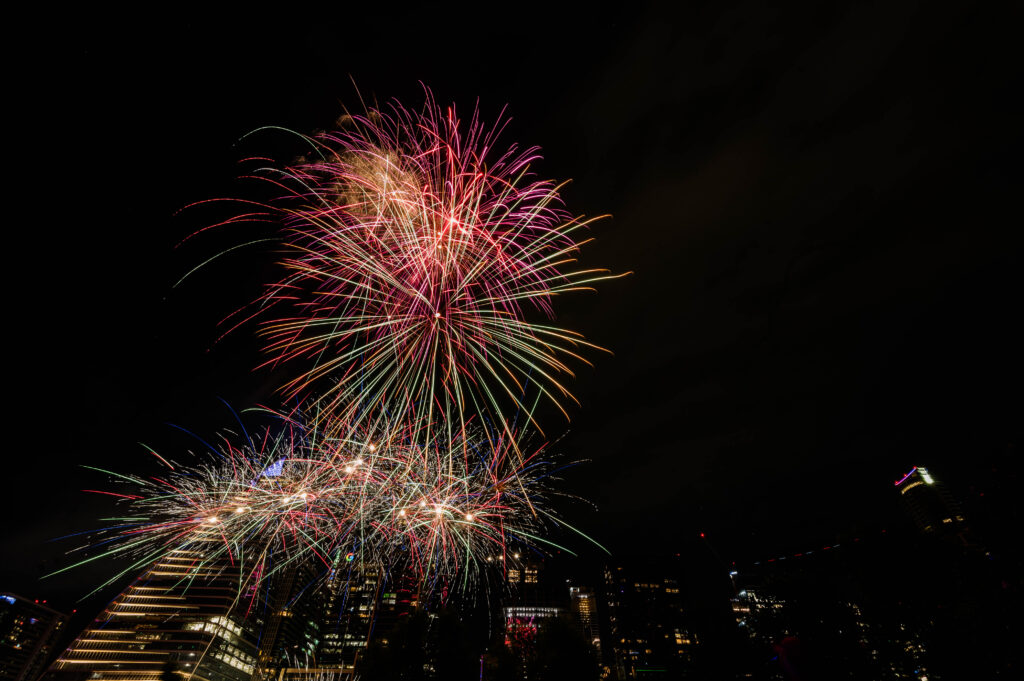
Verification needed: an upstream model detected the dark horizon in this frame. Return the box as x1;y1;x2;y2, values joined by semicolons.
7;1;1020;621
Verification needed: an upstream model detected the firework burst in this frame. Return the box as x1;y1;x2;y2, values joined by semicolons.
61;414;592;598
217;90;623;435
57;93;620;661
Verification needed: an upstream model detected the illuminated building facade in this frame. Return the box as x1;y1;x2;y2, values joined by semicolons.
568;584;602;657
43;541;262;681
501;557;563;647
0;594;68;681
503;605;565;649
730;587;787;644
894;466;968;541
503;556;541;599
256;555;419;679
242;557;418;680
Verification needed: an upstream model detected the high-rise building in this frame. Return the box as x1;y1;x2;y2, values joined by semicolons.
255;556;421;680
315;557;383;674
730;587;787;645
894;466;968;542
43;539;263;681
503;556;544;602
0;594;68;681
501;556;565;648
568;584;601;657
254;560;326;678
602;564;698;679
502;605;565;650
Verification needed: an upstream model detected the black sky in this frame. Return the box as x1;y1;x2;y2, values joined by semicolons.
6;1;1021;607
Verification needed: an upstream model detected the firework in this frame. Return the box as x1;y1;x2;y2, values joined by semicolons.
60;426;339;597
61;414;591;598
216;90;623;435
56;93;620;668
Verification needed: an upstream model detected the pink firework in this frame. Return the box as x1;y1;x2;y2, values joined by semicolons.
228;90;621;433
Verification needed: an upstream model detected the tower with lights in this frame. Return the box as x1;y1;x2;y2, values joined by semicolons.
0;594;68;681
894;466;968;542
43;538;263;681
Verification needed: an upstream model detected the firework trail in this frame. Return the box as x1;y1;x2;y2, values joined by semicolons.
209;89;624;436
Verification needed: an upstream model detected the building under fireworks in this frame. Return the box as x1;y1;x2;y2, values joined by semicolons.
315;557;384;674
254;559;325;677
42;538;263;681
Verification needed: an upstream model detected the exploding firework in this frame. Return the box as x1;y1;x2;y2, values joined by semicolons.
56;93;620;667
60;425;338;597
213;90;623;435
60;413;594;598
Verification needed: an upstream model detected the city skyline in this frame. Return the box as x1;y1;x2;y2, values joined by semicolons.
5;456;1022;679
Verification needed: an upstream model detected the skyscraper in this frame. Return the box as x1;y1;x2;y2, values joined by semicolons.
501;557;564;651
254;560;326;679
43;539;263;681
0;594;68;681
894;465;968;542
568;583;601;657
315;557;383;674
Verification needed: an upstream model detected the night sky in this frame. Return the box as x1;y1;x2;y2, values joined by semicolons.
7;2;1021;609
